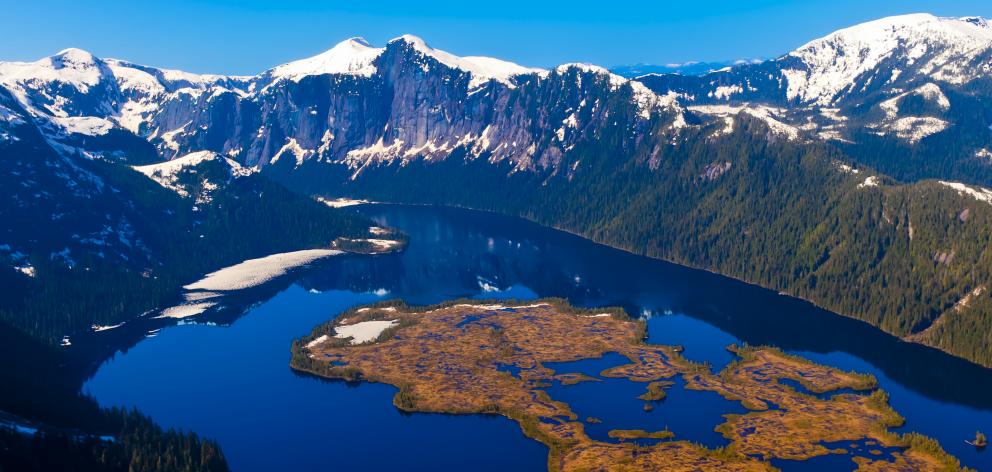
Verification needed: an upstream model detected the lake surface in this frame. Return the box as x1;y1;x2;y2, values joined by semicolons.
83;204;992;471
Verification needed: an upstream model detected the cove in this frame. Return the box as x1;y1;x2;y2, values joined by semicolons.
82;204;992;470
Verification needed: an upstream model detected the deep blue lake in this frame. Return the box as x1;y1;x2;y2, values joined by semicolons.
82;204;992;471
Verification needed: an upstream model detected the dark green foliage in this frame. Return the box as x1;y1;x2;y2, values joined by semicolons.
285;118;992;367
0;409;228;472
0;142;372;470
0;158;372;343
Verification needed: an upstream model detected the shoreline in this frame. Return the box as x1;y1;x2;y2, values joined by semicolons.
292;298;965;471
347;200;989;370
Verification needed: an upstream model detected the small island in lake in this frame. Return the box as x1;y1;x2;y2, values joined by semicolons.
292;299;968;471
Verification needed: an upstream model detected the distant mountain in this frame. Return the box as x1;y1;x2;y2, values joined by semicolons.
635;14;992;182
610;60;762;78
3;14;992;368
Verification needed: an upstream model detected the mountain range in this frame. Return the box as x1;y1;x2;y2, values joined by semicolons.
3;13;992;368
609;59;763;78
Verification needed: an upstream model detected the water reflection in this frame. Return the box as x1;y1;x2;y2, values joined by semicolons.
83;204;992;470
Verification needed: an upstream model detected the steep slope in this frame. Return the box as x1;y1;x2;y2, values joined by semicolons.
302;116;992;368
636;14;992;186
0;47;248;164
2;20;992;368
0;83;374;343
133;35;687;175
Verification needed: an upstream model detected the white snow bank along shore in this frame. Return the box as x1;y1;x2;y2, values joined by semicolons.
306;335;329;349
316;197;372;208
334;320;398;345
184;249;342;291
158;302;218;319
156;248;342;319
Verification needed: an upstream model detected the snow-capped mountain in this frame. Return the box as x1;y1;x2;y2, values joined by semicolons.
1;14;991;187
7;14;992;368
0;35;689;178
610;60;763;78
782;14;992;106
637;14;992;150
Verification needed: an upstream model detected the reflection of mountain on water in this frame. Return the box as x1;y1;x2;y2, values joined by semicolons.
344;205;992;412
77;204;992;415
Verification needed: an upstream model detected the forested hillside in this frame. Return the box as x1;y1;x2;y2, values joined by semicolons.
287;119;992;367
0;99;375;467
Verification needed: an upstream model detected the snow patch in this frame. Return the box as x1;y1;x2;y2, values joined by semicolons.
858;176;880;188
92;322;124;332
689;104;800;140
132;151;252;200
51;116;114;136
306;335;329;349
784;14;992;105
334;319;398;344
711;85;743;100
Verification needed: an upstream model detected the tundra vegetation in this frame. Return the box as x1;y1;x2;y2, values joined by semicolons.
293;299;970;471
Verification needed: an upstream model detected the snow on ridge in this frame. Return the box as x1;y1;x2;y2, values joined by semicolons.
872;83;951;142
783;13;992;106
390;34;545;88
881;116;949;143
879;83;950;120
939;180;992;205
132;151;253;199
0;48;105;95
711;85;743;100
271;138;313;167
51;116;114;136
554;63;614;76
306;335;329;349
689;104;800;140
552;63;685;121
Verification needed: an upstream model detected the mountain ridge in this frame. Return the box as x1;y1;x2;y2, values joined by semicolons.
4;13;992;368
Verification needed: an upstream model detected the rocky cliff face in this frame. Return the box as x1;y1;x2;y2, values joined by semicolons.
142;36;687;179
0;14;990;186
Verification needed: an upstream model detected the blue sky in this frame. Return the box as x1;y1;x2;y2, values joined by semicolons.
2;0;990;74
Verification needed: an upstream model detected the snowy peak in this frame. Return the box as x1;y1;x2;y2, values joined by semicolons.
51;48;99;69
0;47;108;96
388;34;545;88
792;14;992;55
267;37;385;82
783;13;992;105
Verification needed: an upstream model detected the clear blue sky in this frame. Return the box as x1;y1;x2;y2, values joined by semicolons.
2;0;990;75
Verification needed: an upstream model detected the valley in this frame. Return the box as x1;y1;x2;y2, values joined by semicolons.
2;8;992;471
81;204;992;471
4;14;991;368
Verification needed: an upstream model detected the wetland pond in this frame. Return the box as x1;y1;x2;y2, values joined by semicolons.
82;204;992;471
